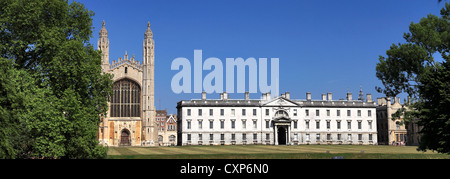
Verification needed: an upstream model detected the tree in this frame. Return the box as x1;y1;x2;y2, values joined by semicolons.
376;2;450;154
0;0;112;158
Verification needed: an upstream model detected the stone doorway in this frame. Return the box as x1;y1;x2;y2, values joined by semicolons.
120;129;131;146
277;126;287;145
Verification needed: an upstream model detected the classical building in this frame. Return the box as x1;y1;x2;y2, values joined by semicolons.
97;21;158;146
376;97;421;146
177;91;377;146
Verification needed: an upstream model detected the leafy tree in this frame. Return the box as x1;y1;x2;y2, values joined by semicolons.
376;2;450;153
0;0;112;158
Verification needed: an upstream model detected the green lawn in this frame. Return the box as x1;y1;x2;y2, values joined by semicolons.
107;145;450;159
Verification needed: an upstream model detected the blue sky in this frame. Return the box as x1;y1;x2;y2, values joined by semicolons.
76;0;446;114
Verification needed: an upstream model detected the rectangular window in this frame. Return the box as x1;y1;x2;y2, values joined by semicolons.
306;121;310;129
294;109;297;116
347;121;351;129
368;121;372;130
187;134;191;141
199;134;202;141
358;121;362;129
187;121;191;129
253;120;257;129
232;134;235;140
327;110;330;116
327;121;330;129
266;133;270;140
266;120;270;129
220;109;224;116
306;134;310;141
231;109;235;116
253;109;257;116
368;110;372;117
265;109;269;116
243;133;247;140
242;120;246;129
220;120;224;129
231;120;235;129
242;109;246;116
209;134;213;141
209;120;213;129
210;109;213;116
253;133;257;141
358;134;362;141
369;134;373;141
347;110;351;116
337;121;341;129
337;110;340;117
327;134;331;140
294;133;298;140
306;110;309;116
294;121;298;129
221;134;224;141
348;134;352;141
316;121;320;129
337;134;342;140
316;110;320;116
357;110;361;117
198;109;202;116
316;134;320;141
187;109;191;116
198;120;202;129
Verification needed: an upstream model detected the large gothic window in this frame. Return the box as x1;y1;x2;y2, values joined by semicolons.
110;79;141;117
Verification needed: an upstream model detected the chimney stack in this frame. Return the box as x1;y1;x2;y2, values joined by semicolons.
306;92;311;101
202;92;206;100
245;92;249;100
366;94;372;103
281;93;286;98
285;92;290;99
347;93;352;101
223;92;228;100
327;93;332;101
322;94;326;101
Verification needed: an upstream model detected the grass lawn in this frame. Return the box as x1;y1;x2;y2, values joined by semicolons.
106;145;450;159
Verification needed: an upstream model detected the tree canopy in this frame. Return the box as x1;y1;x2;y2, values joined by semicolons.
0;0;112;158
376;2;450;154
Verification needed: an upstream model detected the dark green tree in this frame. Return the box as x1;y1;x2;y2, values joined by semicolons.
0;0;112;158
376;2;450;153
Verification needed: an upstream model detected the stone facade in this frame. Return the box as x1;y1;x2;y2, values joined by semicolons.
177;92;377;146
376;97;421;145
97;21;157;146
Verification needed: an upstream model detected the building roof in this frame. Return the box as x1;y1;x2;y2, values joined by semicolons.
177;95;377;108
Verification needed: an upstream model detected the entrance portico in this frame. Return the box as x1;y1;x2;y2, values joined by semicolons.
273;117;291;145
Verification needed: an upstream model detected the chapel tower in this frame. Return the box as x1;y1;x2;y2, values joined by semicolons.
142;22;157;144
98;20;110;72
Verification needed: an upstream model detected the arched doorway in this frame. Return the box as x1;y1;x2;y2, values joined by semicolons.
120;129;131;146
277;126;287;145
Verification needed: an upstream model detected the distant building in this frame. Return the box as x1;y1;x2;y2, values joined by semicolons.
376;97;421;146
177;91;377;146
156;109;177;146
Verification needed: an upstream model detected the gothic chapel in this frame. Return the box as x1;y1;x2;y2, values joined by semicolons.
97;21;157;146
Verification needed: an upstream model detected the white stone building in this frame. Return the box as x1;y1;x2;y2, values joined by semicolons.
177;92;377;146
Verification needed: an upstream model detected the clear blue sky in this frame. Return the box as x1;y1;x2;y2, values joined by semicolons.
76;0;446;114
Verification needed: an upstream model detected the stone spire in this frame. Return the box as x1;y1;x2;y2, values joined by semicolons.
98;20;109;72
144;21;153;39
358;85;364;101
99;20;108;37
